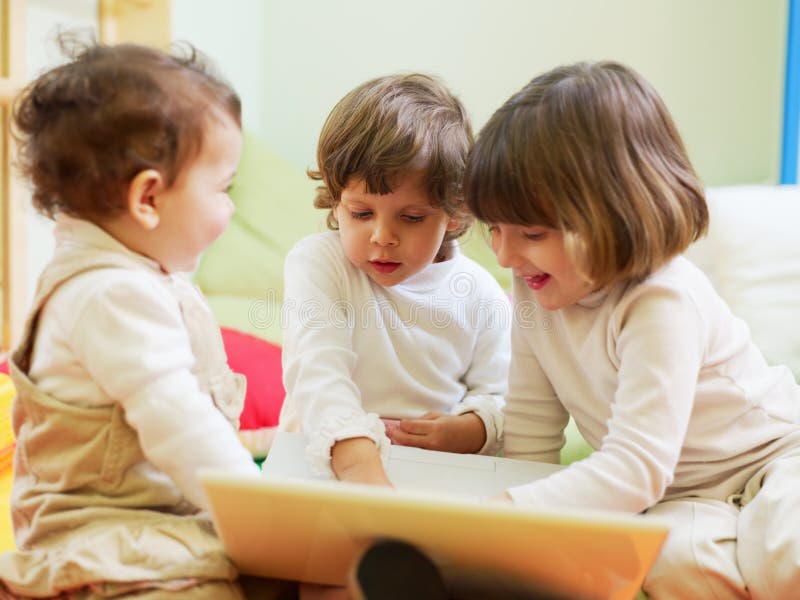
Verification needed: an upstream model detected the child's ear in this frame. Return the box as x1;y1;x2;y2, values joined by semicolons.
445;217;462;232
126;169;165;230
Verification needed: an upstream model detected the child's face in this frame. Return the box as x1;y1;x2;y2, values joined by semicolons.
490;223;591;310
150;114;242;273
335;173;460;287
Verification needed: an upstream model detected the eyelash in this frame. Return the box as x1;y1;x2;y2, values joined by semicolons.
523;232;545;241
487;225;544;241
349;212;425;223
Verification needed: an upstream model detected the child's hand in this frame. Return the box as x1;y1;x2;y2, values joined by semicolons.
390;411;487;453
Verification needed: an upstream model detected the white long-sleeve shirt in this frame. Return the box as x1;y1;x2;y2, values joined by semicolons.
505;256;800;512
28;216;260;509
279;231;510;474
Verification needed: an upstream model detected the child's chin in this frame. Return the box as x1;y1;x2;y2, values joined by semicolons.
367;269;411;287
165;257;201;274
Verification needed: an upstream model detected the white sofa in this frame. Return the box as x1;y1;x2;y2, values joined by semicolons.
562;185;800;464
685;185;800;381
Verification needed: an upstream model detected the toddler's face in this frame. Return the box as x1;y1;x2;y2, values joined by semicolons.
490;223;591;310
335;173;459;287
152;114;242;273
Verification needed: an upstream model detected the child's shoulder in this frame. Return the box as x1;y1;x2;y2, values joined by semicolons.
616;255;720;318
287;231;344;262
634;256;714;297
51;266;173;318
284;231;362;290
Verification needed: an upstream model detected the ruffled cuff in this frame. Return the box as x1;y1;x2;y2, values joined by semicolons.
305;411;391;477
451;395;504;456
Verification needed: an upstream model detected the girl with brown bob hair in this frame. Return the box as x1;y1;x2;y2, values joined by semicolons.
465;61;800;598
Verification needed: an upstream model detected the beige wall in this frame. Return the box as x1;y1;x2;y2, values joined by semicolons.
17;0;789;310
174;0;787;187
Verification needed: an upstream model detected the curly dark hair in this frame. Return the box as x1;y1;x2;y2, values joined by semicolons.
12;35;241;220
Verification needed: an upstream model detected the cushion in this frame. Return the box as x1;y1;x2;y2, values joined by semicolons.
701;185;800;378
194;133;323;341
221;327;285;431
206;294;284;347
0;373;14;472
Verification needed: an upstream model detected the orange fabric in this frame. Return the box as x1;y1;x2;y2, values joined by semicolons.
0;373;14;551
0;469;12;551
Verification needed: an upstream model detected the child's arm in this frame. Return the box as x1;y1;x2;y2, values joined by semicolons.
506;287;702;512
282;236;391;482
503;321;569;463
68;273;260;509
331;437;392;486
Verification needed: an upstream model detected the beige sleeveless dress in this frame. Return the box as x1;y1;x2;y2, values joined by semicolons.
0;246;249;599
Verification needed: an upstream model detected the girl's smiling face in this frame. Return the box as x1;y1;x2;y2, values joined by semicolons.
489;223;592;310
335;173;460;287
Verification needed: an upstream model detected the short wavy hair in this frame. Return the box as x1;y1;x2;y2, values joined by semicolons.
465;61;708;288
12;36;241;220
310;73;474;247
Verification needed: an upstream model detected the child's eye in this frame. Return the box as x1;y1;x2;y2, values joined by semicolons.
522;230;546;241
403;215;425;223
350;211;372;220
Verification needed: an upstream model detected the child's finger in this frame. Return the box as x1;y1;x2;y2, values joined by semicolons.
418;412;442;421
390;428;429;448
398;418;435;435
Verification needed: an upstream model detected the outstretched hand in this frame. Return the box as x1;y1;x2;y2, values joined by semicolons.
388;411;486;454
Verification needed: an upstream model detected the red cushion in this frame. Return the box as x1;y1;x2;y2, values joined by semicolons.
220;327;285;430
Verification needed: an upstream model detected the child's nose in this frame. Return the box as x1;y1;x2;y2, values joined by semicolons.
370;222;398;246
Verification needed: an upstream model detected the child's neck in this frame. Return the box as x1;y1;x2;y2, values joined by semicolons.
434;240;456;263
97;214;165;272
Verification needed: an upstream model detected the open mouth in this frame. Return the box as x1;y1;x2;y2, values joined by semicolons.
370;260;401;274
525;274;551;290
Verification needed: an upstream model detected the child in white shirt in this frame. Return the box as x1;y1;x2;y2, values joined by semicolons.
464;61;800;599
279;73;510;486
0;40;281;598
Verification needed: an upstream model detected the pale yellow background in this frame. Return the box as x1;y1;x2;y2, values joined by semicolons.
174;0;787;187
11;0;791;308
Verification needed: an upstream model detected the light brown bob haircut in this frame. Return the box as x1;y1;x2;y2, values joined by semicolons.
465;61;708;288
12;36;241;221
310;73;474;248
